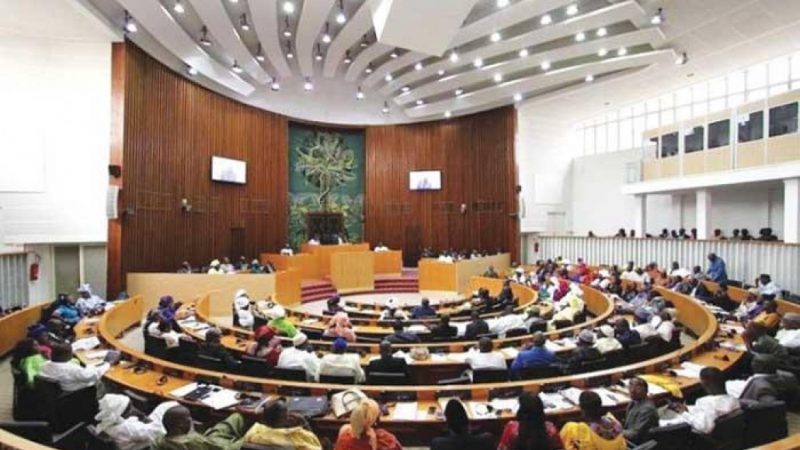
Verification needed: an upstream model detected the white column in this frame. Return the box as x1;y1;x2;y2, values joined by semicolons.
696;189;712;240
633;194;647;238
672;194;684;229
784;179;800;243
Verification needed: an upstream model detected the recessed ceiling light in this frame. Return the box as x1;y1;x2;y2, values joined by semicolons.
344;51;352;64
384;73;393;81
617;47;627;56
598;48;608;57
454;88;464;96
438;69;446;76
365;64;373;74
566;4;578;16
540;61;551;70
382;102;390;114
283;29;292;37
575;31;586;42
414;62;423;71
240;14;250;31
303;77;313;90
651;7;664;25
596;27;607;37
585;74;594;82
356;87;365;100
322;33;331;43
540;14;552;25
493;72;503;82
271;79;280;91
390;51;398;58
283;1;295;14
416;99;424;106
173;1;185;14
232;60;243;73
518;48;529;58
229;0;238;3
473;58;483;68
490;31;501;42
401;86;410;93
282;17;292;37
360;35;369;48
336;0;346;23
513;93;523;102
444;110;452;118
496;0;509;8
124;11;137;33
675;52;688;65
199;26;212;46
186;65;198;76
256;43;265;61
449;52;459;63
286;50;294;59
315;43;323;61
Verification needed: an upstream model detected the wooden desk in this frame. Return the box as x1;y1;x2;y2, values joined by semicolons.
300;243;370;278
260;253;316;280
419;254;511;294
0;302;49;356
702;281;800;315
374;250;403;275
330;252;374;293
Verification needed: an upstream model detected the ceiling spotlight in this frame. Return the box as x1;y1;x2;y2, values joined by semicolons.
186;65;198;76
283;17;292;37
240;14;250;31
344;50;352;64
283;1;295;14
438;69;445;76
315;44;323;61
617;47;627;56
651;7;664;25
303;77;313;91
199;26;212;46
271;78;280;91
229;0;238;3
444;110;452;118
496;0;510;7
518;48;529;58
473;58;483;68
449;52;459;63
493;72;503;82
454;88;464;96
123;10;137;33
256;43;265;62
598;48;608;57
585;74;594;82
360;35;369;48
322;23;331;43
232;60;243;74
336;0;346;24
416;99;424;106
384;73;393;82
675;52;688;65
401;86;410;93
566;4;578;16
286;51;294;59
390;51;398;58
540;61;551;70
575;31;586;42
596;27;607;37
414;62;423;71
173;0;185;14
382;102;390;114
490;31;501;42
285;40;294;59
356;87;365;100
365;64;373;74
513;93;523;102
540;14;552;25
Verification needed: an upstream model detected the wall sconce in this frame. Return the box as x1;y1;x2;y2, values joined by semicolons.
181;198;192;213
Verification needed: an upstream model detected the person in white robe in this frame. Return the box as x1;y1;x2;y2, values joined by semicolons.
777;313;800;349
276;333;320;381
594;325;623;354
317;338;365;382
207;259;224;274
39;342;110;392
94;394;177;450
660;367;739;434
280;244;294;256
75;284;107;316
233;289;254;329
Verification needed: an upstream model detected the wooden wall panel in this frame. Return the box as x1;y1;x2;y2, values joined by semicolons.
364;107;519;265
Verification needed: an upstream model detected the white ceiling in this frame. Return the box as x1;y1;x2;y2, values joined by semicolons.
66;0;800;125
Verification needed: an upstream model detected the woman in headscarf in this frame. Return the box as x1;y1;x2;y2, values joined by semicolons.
264;303;298;338
245;326;282;367
12;338;48;387
560;391;625;450
334;398;402;450
27;323;52;359
53;293;82;325
324;312;357;342
94;393;177;450
156;295;183;332
498;392;561;450
233;289;254;329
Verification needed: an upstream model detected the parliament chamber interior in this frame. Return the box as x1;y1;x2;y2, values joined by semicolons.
3;0;800;449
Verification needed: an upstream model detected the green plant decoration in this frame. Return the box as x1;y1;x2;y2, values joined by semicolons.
294;132;357;210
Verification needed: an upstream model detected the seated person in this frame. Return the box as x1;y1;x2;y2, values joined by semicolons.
12;338;48;387
199;329;240;370
386;320;421;344
431;399;494;450
242;398;321;449
75;284;106;316
46;317;74;343
594;325;623;354
234;256;249;271
777;312;800;350
410;298;436;319
94;393;176;450
511;332;556;372
366;340;408;376
148;317;184;349
560;390;625;450
53;294;82;326
233;289;254;329
177;261;193;274
39;342;110;392
155;296;184;330
248;259;263;274
728;354;798;404
276;333;320;381
614;319;641;348
262;303;298;338
654;311;676;343
27;323;53;359
219;257;235;274
483;265;499;278
378;298;408;321
307;234;320;246
524;306;548;332
465;337;507;376
564;330;603;372
318;337;365;383
497;392;562;450
490;305;527;337
753;300;782;331
632;308;658;340
464;310;489;339
245;326;282;367
621;378;658;444
280;243;294;256
743;322;790;360
374;242;389;252
660;367;739;435
757;274;779;300
207;259;224;274
429;314;457;339
334;398;402;450
324;312;357;342
155;405;245;450
735;288;765;320
708;283;737;312
325;295;345;316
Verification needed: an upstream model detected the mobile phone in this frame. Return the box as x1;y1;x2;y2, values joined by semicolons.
427;406;436;415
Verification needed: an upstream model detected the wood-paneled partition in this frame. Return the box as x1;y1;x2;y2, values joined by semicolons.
364;107;519;265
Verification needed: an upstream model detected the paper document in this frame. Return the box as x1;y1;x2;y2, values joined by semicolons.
540;392;574;411
392;402;419;421
593;387;628;406
490;398;519;414
170;383;199;398
673;361;706;379
201;389;240;410
500;347;519;359
72;336;100;352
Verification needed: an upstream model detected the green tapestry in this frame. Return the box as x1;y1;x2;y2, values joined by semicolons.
288;124;365;248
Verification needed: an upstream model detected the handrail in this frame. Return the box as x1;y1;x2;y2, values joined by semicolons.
702;280;800;315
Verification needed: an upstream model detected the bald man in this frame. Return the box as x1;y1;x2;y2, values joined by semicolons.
155;405;245;450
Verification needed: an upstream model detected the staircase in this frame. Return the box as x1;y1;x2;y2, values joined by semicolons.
374;276;419;293
300;272;420;302
301;280;337;303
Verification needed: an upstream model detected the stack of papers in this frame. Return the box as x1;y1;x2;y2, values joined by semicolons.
170;382;200;397
593;387;629;406
559;387;584;405
500;347;519;359
490;398;519;414
621;378;668;396
72;336;100;352
83;350;109;362
673;361;706;379
301;318;318;325
201;389;240;410
392;402;419;420
719;341;747;352
539;392;575;411
467;401;495;418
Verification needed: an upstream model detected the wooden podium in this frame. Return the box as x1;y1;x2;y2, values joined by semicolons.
330;252;374;293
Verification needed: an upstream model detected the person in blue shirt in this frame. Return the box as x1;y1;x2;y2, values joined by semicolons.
511;332;556;372
53;294;82;326
411;298;436;319
706;253;728;284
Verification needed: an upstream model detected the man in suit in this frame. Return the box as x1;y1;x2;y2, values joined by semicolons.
737;354;798;405
430;314;457;339
464;310;489;339
622;377;659;444
366;340;408;376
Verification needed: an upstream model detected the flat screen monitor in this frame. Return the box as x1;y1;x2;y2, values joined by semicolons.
409;170;441;191
211;156;246;184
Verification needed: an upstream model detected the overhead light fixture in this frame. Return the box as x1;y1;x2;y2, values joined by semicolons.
285;40;294;59
390;50;398;58
575;31;586;42
384;73;393;82
490;31;501;42
232;60;243;74
283;1;295;14
401;86;410;93
585;74;594;82
365;64;373;74
513;93;523;102
186;65;198;76
173;1;185;14
356;86;365;100
240;14;250;31
322;22;332;43
496;0;510;8
454;88;464;96
303;77;313;91
256;43;265;62
199;26;212;46
596;27;607;37
271;78;280;91
360;35;369;48
336;0;346;24
416;99;424;106
444;110;452;118
651;7;664;25
382;102;390;114
518;48;529;58
598;48;608;57
283;17;292;37
449;51;459;63
493;73;503;82
229;0;238;3
473;58;483;68
617;47;627;56
414;62;423;71
675;52;688;65
540;14;552;25
344;50;352;64
566;4;578;16
123;10;137;33
437;69;446;76
540;61;551;70
315;44;323;61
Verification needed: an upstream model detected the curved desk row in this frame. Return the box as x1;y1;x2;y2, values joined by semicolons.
702;281;800;314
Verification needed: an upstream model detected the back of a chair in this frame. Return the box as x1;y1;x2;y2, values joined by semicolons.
34;375;97;433
319;373;357;385
367;372;407;385
505;328;528;338
647;422;692;450
710;409;746;450
270;367;308;382
196;353;225;372
437;375;471;385
630;440;658;450
472;368;509;383
743;401;787;448
513;364;563;380
0;421;52;445
239;355;272;378
86;425;118;450
576;357;608;374
626;341;652;363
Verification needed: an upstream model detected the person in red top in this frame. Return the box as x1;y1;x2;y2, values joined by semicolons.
334;398;402;450
245;326;282;366
498;392;562;450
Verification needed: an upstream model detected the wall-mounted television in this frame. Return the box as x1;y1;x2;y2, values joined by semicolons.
211;156;246;184
409;170;441;191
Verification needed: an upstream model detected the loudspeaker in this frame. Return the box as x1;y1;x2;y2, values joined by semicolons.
108;165;122;178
